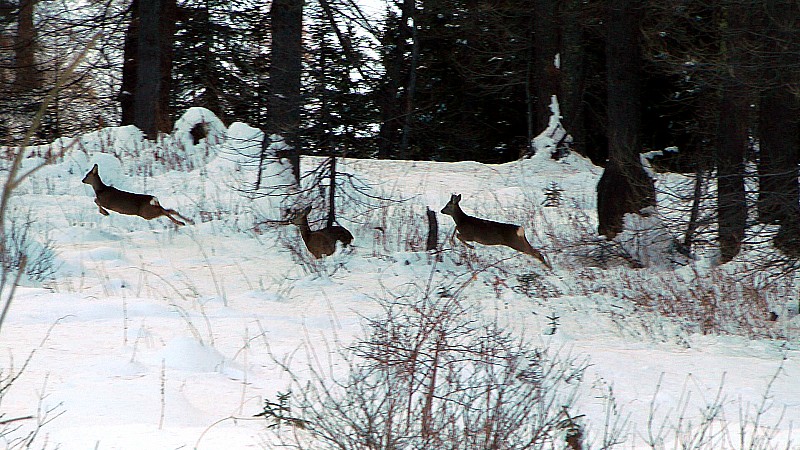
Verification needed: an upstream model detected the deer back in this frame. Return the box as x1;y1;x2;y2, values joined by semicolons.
457;215;525;247
440;193;550;267
291;207;349;258
441;194;520;245
83;164;154;213
82;164;187;225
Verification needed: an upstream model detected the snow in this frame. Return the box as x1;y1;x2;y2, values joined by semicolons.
1;109;798;449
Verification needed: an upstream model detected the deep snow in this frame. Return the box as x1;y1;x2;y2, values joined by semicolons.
1;108;798;449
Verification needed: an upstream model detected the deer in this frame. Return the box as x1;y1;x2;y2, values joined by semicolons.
440;193;551;268
290;205;354;259
82;164;192;226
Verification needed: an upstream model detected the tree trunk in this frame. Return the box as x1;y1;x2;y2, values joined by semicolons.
715;6;751;264
715;86;749;263
596;0;655;239
130;0;174;139
327;157;337;227
426;207;438;251
14;0;39;92
559;0;586;156
760;0;800;257
398;0;419;161
267;0;303;183
134;0;161;138
533;0;559;133
757;87;799;225
120;0;138;126
158;0;175;134
378;8;410;159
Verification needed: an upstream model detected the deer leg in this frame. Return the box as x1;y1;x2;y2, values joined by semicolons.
529;248;551;269
160;209;185;226
456;233;475;249
163;208;192;226
95;200;110;216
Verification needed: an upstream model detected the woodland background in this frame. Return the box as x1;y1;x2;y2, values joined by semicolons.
1;0;800;263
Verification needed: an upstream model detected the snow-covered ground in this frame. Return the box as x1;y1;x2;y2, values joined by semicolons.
1;109;798;449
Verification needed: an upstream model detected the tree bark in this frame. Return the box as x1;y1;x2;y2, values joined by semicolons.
267;0;304;183
533;0;559;132
426;207;438;251
397;0;418;161
714;6;751;264
134;0;161;138
377;11;404;159
119;0;138;126
558;0;586;156
715;86;749;263
757;88;799;225
596;0;655;239
158;0;175;133
13;0;39;92
757;0;800;256
127;0;174;138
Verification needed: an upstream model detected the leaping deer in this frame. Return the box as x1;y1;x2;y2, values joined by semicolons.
290;205;353;259
82;164;192;226
440;193;551;268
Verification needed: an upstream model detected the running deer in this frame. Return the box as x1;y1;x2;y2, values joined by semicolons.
290;205;354;259
82;164;191;226
440;194;551;268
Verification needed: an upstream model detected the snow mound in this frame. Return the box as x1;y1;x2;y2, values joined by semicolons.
154;337;228;373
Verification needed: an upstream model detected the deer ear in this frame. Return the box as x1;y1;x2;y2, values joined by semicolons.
454;194;461;202
91;164;99;173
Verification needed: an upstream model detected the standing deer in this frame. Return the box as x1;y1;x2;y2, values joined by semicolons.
82;164;191;226
290;205;353;258
440;194;551;268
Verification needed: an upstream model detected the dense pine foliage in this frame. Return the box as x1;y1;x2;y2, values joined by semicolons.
1;0;799;259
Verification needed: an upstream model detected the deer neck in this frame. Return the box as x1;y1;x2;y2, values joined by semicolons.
296;220;313;239
87;176;108;194
451;205;469;225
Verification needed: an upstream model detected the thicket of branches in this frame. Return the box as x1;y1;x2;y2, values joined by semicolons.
262;282;595;449
1;0;799;263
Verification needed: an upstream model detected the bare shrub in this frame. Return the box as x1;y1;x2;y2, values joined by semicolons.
643;367;793;449
1;211;57;283
262;281;591;449
576;266;787;341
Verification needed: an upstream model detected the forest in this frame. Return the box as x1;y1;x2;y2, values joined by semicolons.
2;1;800;448
1;0;800;264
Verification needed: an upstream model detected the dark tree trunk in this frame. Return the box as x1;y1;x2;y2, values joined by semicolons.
559;0;586;156
134;0;161;138
127;0;174;138
758;87;800;225
533;0;559;132
158;0;175;133
377;13;404;159
596;0;655;239
715;86;749;263
327;157;337;227
715;6;751;264
267;0;303;183
761;0;800;257
426;207;438;251
397;0;418;161
377;6;413;160
119;0;138;126
13;0;39;92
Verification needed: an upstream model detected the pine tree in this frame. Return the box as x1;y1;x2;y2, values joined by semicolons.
304;1;376;159
121;0;177;139
171;0;269;126
596;0;656;239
